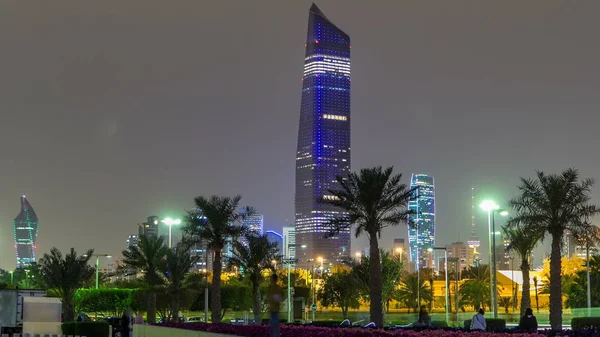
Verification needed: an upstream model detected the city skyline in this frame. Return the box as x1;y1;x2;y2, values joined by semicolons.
294;3;351;264
1;1;600;270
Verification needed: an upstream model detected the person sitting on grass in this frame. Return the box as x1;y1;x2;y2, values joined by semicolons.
518;308;538;332
470;308;486;331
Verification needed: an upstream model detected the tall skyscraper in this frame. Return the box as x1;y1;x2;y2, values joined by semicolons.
14;196;39;267
407;174;436;269
138;215;159;238
445;241;471;271
266;230;284;256
294;3;351;265
242;213;264;235
126;235;139;249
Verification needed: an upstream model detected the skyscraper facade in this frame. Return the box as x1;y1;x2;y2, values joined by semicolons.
266;230;284;256
242;213;264;235
14;196;39;267
283;226;296;264
138;216;159;238
407;174;436;269
294;3;351;265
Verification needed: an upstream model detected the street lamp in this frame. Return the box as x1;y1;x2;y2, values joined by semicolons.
284;244;306;323
480;200;508;319
161;218;181;248
428;247;449;324
84;254;112;289
312;257;324;322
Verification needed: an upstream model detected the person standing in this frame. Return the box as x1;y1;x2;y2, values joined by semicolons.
519;308;538;332
121;308;133;337
267;274;284;337
470;308;486;331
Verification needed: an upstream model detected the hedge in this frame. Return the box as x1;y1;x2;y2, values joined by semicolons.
62;321;109;337
463;318;506;331
572;317;600;330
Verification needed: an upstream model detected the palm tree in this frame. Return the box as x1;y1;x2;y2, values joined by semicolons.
395;273;432;312
161;242;199;321
503;224;542;315
533;276;539;312
182;195;250;323
38;248;94;322
459;265;491;311
122;235;168;323
507;169;600;329
324;166;414;327
227;233;279;324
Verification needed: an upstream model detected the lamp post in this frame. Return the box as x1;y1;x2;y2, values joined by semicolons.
312;257;324;322
84;254;111;289
429;247;449;324
479;200;508;319
9;271;13;285
285;244;307;323
161;218;181;248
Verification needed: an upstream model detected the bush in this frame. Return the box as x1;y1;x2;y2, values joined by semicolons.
572;317;600;330
463;318;505;332
62;321;109;337
430;321;448;328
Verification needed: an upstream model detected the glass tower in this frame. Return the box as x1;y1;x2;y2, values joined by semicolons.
294;3;351;264
14;196;39;267
407;174;435;269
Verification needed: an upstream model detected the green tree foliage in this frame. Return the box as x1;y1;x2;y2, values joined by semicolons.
121;235;168;323
183;195;250;323
459;265;491;311
227;233;279;324
507;169;600;329
395;273;433;312
503;224;542;315
38;248;94;322
566;255;600;308
317;267;361;319
74;289;135;316
160;242;199;320
324;166;414;327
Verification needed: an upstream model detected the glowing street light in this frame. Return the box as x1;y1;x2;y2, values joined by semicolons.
161;218;181;248
479;200;508;319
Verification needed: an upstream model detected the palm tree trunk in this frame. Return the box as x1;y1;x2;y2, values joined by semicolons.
212;249;222;323
63;293;75;322
368;234;383;327
171;287;180;322
252;274;262;324
147;290;157;324
520;258;531;316
549;231;563;330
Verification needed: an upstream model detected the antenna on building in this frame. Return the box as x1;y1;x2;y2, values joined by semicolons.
467;187;481;266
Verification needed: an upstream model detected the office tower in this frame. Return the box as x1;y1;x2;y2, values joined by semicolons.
407;174;436;269
445;241;472;271
467;187;481;266
138;215;159;238
126;235;139;249
294;3;351;265
266;230;284;256
13;196;39;268
242;213;264;235
283;226;296;263
494;237;512;270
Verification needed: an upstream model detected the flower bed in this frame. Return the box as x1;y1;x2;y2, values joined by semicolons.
158;322;549;337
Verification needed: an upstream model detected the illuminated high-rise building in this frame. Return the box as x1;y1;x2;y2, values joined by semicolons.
467;188;481;266
14;196;39;267
294;3;351;264
242;213;264;235
138;216;159;238
407;174;435;269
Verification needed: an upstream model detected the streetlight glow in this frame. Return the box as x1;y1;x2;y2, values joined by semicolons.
479;200;500;212
161;217;182;248
499;210;509;217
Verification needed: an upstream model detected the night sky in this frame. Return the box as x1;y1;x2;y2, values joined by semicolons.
1;1;599;270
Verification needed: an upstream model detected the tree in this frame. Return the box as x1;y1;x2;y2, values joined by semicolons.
499;297;512;314
161;242;199;321
121;235;168;323
533;276;539;312
459;265;491;311
507;169;600;329
38;248;94;322
317;267;361;318
182;195;250;323
227;233;279;324
395;273;432;312
503;224;542;315
324;166;414;327
566;255;600;308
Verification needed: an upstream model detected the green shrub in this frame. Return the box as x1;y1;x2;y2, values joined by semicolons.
62;321;109;337
463;318;505;331
430;321;448;328
571;317;600;330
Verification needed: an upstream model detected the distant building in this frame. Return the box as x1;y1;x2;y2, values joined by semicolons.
138;216;159;238
283;226;296;266
294;3;351;265
467;188;481;267
126;235;139;249
266;230;284;256
445;242;471;271
494;237;514;270
14;196;39;268
190;240;210;273
242;213;264;235
408;174;436;269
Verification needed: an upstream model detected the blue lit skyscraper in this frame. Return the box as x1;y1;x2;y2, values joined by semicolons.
407;174;435;269
242;213;263;235
14;196;39;268
294;3;351;264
